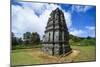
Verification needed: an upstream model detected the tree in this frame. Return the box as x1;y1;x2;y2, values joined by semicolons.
23;32;40;45
69;34;81;42
18;38;23;45
30;32;40;45
23;32;31;44
80;38;96;46
87;36;91;39
11;32;18;45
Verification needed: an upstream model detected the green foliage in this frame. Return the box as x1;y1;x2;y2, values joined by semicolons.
69;34;96;46
11;32;41;50
12;32;23;46
69;34;81;42
80;38;96;46
18;38;23;45
23;32;40;45
30;32;40;45
12;44;43;50
23;32;31;44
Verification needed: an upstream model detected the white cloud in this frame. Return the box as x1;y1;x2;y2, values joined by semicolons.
86;26;95;30
19;2;47;15
12;2;72;39
63;12;72;27
85;26;95;37
70;30;83;36
69;28;85;37
71;5;93;13
69;26;95;37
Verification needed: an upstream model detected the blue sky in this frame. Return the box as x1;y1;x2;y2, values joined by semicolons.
11;0;96;39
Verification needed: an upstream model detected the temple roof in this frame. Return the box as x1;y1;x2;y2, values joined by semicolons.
46;7;67;32
50;8;62;16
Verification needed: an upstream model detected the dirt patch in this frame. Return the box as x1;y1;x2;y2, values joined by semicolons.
57;50;80;63
30;49;80;64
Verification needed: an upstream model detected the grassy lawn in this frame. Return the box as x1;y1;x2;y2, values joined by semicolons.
71;45;96;62
11;45;96;66
11;49;42;66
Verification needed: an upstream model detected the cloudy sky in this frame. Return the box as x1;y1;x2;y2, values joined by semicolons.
11;0;96;39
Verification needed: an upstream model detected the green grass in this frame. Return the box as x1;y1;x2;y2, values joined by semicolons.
71;45;96;62
11;45;96;66
12;44;42;50
11;49;42;66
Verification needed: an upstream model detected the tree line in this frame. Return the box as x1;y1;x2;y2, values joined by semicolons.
11;32;95;49
11;32;40;46
69;34;96;46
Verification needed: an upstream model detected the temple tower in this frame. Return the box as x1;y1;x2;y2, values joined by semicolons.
42;8;71;55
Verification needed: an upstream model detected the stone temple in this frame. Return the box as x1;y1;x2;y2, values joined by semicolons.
42;8;72;55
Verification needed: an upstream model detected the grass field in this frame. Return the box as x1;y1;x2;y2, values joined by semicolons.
11;45;96;66
70;45;96;62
